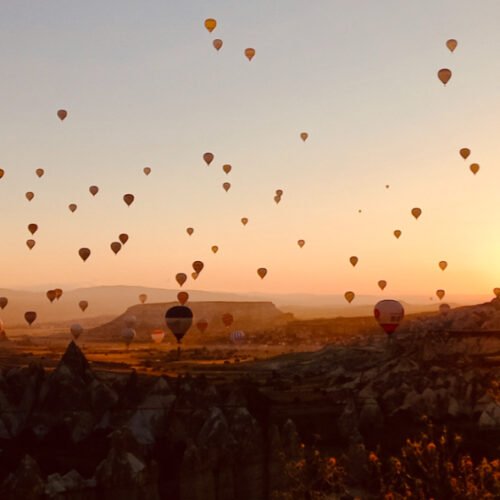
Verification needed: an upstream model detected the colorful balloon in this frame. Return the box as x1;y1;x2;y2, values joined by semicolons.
349;256;358;267
297;239;305;248
222;313;234;327
241;218;248;226
374;300;404;335
54;288;63;300
0;169;4;179
300;132;308;142
222;164;232;174
394;230;402;239
211;245;219;254
230;330;246;344
143;167;151;176
68;204;77;213
46;290;56;303
192;261;204;274
223;182;231;192
196;319;209;333
186;227;194;236
191;272;198;280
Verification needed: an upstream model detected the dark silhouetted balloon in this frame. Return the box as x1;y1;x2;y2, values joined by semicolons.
165;305;193;343
28;224;38;235
222;313;233;327
26;239;36;250
344;291;355;303
192;261;204;274
36;168;44;178
46;290;56;303
26;192;34;202
89;186;99;196
197;319;209;333
0;297;8;310
139;293;147;304
70;323;83;340
110;242;122;255
203;152;214;166
79;300;88;312
57;109;68;121
79;248;91;262
177;291;189;305
119;233;129;245
176;273;187;287
437;68;452;85
25;311;37;326
123;194;135;206
68;204;77;213
257;267;267;279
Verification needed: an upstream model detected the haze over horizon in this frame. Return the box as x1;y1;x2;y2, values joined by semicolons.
2;1;500;301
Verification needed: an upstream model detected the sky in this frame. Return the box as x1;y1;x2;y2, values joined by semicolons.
1;0;500;301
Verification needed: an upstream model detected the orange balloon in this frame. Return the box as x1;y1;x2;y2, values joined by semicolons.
123;194;135;206
68;203;77;213
143;167;151;176
344;291;355;303
119;233;129;245
300;132;308;142
204;18;217;33
213;39;223;51
222;164;232;174
57;109;68;121
78;248;91;262
211;245;219;254
241;218;248;226
394;230;402;239
470;163;480;175
186;227;194;236
192;261;204;274
378;280;387;291
349;256;358;267
28;223;38;235
297;239;305;248
459;148;470;160
436;289;445;300
110;242;122;255
437;68;452;85
54;288;63;300
25;192;34;201
244;48;255;61
257;267;268;279
89;185;99;196
411;207;422;220
176;273;187;287
177;291;189;305
446;39;458;52
439;260;448;271
0;169;5;179
203;152;214;166
223;182;231;192
26;239;36;250
36;168;44;178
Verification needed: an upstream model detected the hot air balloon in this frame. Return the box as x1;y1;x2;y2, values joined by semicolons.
223;182;231;192
244;48;255;61
203;152;214;166
374;300;404;336
124;316;137;328
186;227;194;236
439;303;451;316
300;132;308;142
378;280;387;291
143;167;151;176
177;291;189;305
121;327;136;348
213;39;223;51
494;288;500;298
446;39;458;52
297;240;305;248
192;261;204;274
211;245;219;254
70;323;83;340
28;224;38;235
26;239;36;250
204;18;217;33
411;208;422;220
25;192;34;202
151;329;165;343
89;186;99;196
25;311;36;326
119;233;129;245
222;164;232;175
123;194;135;206
230;330;246;344
79;300;88;312
53;289;62;301
276;189;283;196
344;291;355;303
222;313;234;327
165;306;193;354
36;169;44;178
57;109;68;121
191;272;198;280
0;169;4;179
78;248;91;262
459;148;470;160
257;268;268;279
197;319;209;333
241;218;248;226
470;163;480;175
437;68;452;85
68;204;77;213
46;290;56;303
274;195;281;204
436;289;445;300
139;294;147;304
349;256;358;267
0;297;8;310
394;230;402;239
439;261;448;271
110;242;122;255
176;273;187;287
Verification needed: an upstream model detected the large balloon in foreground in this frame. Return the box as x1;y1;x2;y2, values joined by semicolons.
139;294;147;304
165;305;193;343
411;208;422;220
26;239;36;250
110;242;122;255
374;300;404;335
26;192;34;202
204;18;217;33
378;280;387;291
436;289;446;300
213;39;223;51
446;39;458;52
197;319;209;333
79;300;88;312
57;109;68;121
177;291;189;305
344;291;355;303
25;311;36;326
439;261;448;271
151;329;165;344
89;185;99;196
203;152;214;166
78;248;91;262
459;148;470;160
176;273;187;287
470;163;479;175
0;297;8;310
192;261;204;274
222;313;234;327
257;267;268;279
70;323;83;340
437;68;452;85
244;48;255;61
123;194;135;206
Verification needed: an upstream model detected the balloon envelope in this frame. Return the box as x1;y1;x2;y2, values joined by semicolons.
222;313;234;327
124;315;137;328
439;261;448;271
192;261;204;274
349;256;358;267
70;323;83;340
411;208;422;220
211;245;219;254
28;224;38;235
143;167;151;176
374;300;404;335
139;294;147;304
204;18;217;32
459;148;470;160
241;218;248;226
25;311;36;326
177;291;189;305
123;194;135;206
151;329;165;344
79;300;88;312
222;164;232;174
46;290;56;303
68;204;77;212
446;39;458;52
300;132;308;142
196;319;209;333
437;68;452;85
394;230;402;239
89;186;99;196
297;240;305;248
36;168;44;178
26;239;36;250
176;273;187;287
245;48;255;61
186;227;194;236
119;233;129;245
0;297;8;310
344;291;355;303
378;280;387;291
470;163;479;175
436;289;446;300
203;152;214;166
223;182;231;192
257;268;268;279
78;248;91;262
110;242;122;255
213;39;223;51
165;306;193;342
230;330;245;344
57;109;68;121
439;303;451;316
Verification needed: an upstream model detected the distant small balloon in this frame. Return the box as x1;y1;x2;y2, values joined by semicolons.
196;319;209;333
394;230;402;239
378;280;387;291
436;289;446;300
274;195;281;204
211;245;219;254
124;315;137;328
191;272;198;280
55;288;63;300
349;256;358;267
257;267;268;279
89;186;99;196
439;303;451;316
177;291;189;305
203;152;214;166
151;329;165;344
459;148;471;160
411;208;422;220
297;240;305;248
176;273;187;287
223;182;231;192
494;288;500;298
36;169;44;178
70;323;83;340
143;167;151;176
276;189;283;196
25;192;34;202
241;218;248;226
213;39;223;51
28;223;38;235
46;290;56;303
204;18;217;33
26;239;36;250
79;300;88;312
300;132;308;142
110;242;122;255
139;293;147;304
0;297;8;310
244;48;256;61
439;261;448;271
57;109;68;121
78;248;91;262
24;311;37;326
123;194;135;206
119;233;129;245
446;39;458;52
344;291;355;304
0;169;4;179
186;227;194;236
437;68;452;86
470;163;480;175
222;164;232;175
68;203;77;213
192;261;204;274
